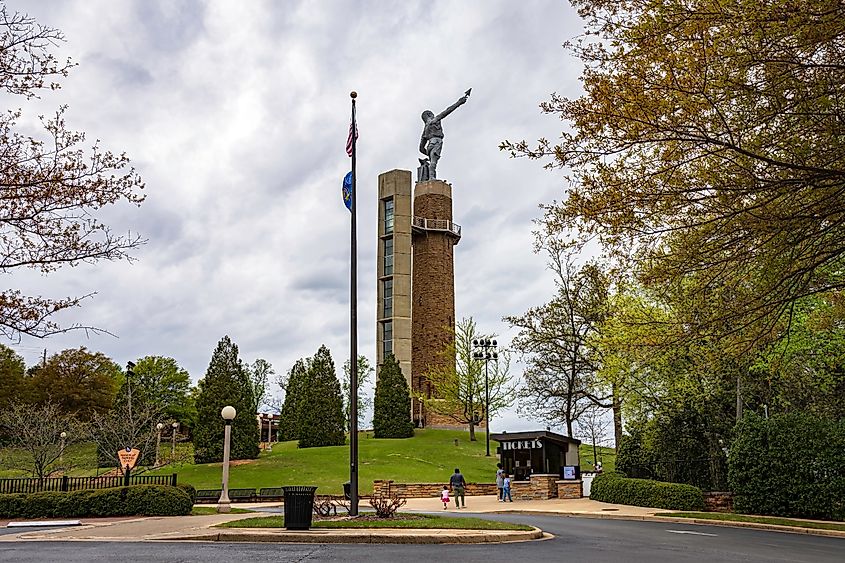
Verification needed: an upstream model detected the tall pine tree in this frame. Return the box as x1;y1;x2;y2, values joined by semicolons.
277;358;309;442
297;345;345;448
193;336;260;463
373;354;414;438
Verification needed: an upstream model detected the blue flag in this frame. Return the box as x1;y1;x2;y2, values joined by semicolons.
342;171;353;211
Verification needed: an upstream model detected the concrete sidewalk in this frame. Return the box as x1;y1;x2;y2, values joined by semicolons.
402;495;658;518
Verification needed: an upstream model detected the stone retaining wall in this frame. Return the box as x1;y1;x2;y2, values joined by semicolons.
703;491;734;513
373;480;497;498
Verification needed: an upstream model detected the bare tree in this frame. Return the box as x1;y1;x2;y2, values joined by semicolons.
575;405;612;469
506;244;614;438
0;402;84;480
342;355;374;430
88;401;185;474
248;359;273;413
0;6;145;340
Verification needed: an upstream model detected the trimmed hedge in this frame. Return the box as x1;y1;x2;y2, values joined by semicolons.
590;472;705;511
729;413;845;520
0;484;192;519
177;483;197;504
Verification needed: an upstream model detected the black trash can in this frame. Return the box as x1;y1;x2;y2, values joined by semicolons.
343;481;351;500
282;486;317;530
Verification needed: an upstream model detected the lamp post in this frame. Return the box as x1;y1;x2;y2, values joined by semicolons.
155;423;164;466
59;431;67;464
217;405;237;513
171;421;179;459
473;338;498;457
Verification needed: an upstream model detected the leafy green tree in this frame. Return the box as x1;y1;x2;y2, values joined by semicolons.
342;355;374;431
28;347;122;420
277;358;309;442
503;0;845;347
297;345;345;448
116;356;195;426
373;354;415;439
193;336;259;463
0;345;27;408
419;318;514;440
746;295;845;420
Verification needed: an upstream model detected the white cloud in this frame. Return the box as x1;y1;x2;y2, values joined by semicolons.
6;0;585;434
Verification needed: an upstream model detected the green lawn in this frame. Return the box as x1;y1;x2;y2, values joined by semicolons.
149;429;503;493
656;512;845;532
0;442;99;478
579;444;616;472
0;429;615;494
219;513;532;531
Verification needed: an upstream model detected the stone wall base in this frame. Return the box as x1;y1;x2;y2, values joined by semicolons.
557;480;583;499
703;491;734;513
373;480;497;498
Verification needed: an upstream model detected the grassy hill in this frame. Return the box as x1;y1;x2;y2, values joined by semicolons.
147;429;615;493
1;429;615;493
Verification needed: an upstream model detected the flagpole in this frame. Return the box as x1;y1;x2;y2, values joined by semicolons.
349;91;359;517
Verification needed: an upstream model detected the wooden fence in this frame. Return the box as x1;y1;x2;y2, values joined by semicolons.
0;474;177;494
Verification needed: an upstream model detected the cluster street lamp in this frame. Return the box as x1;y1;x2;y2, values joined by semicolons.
155;423;164;466
217;405;237;514
472;338;498;457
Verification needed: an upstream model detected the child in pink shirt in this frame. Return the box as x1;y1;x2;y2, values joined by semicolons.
441;486;450;509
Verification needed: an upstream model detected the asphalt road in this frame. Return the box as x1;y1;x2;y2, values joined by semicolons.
0;513;842;562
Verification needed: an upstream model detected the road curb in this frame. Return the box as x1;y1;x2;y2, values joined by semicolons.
490;510;845;539
165;526;545;544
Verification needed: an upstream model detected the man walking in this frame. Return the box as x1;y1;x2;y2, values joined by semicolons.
450;467;467;509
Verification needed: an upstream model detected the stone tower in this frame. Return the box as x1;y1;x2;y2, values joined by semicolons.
410;179;460;426
376;171;461;427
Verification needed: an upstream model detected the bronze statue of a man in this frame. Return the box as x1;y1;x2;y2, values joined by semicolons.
418;89;471;181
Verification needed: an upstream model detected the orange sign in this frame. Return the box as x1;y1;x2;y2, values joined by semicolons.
117;448;141;470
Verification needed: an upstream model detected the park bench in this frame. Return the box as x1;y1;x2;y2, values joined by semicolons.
257;487;285;501
228;488;257;502
195;489;221;503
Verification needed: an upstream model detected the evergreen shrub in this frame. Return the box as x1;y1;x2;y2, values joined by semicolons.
372;354;414;438
193;336;260;463
297;345;346;448
177;483;197;504
729;413;845;520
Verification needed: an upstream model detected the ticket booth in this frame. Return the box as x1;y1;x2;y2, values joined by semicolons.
491;430;581;482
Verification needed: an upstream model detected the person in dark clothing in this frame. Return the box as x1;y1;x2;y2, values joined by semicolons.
449;467;467;508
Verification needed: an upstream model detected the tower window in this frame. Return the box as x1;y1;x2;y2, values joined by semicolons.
383;237;394;276
384;198;394;234
383;279;393;318
382;320;393;358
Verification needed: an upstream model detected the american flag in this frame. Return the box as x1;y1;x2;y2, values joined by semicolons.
346;120;357;157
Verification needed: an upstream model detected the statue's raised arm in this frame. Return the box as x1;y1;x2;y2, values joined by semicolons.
418;88;471;181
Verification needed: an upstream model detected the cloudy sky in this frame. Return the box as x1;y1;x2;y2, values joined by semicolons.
7;0;584;432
